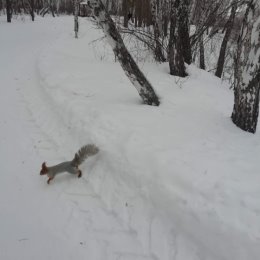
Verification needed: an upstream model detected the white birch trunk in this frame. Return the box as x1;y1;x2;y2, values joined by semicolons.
231;0;260;133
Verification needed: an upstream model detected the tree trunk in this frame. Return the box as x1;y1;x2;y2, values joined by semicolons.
150;0;166;62
215;2;237;78
122;0;129;28
35;0;40;15
136;0;143;27
6;0;12;23
169;0;187;77
178;0;192;65
74;0;79;38
232;77;260;133
231;0;260;133
50;0;55;17
199;33;205;70
30;0;35;21
87;0;160;106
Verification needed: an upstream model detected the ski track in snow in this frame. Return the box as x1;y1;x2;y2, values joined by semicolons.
1;16;260;260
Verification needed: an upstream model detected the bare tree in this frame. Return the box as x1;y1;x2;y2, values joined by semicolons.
150;0;166;62
179;0;192;65
197;0;207;70
190;0;232;69
6;0;12;22
215;0;238;78
122;0;129;28
74;0;79;38
231;0;260;133
29;0;35;21
169;0;187;77
87;0;160;106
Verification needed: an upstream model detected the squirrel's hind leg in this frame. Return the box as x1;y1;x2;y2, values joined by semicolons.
78;170;82;178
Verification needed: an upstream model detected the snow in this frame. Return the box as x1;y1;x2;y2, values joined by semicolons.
0;15;260;260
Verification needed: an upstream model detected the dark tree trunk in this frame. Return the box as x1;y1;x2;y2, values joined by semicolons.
87;0;160;106
30;0;35;21
50;0;55;17
122;0;129;28
199;34;205;70
136;0;143;27
178;0;192;65
6;0;12;23
169;0;187;77
35;0;41;15
215;2;237;78
74;0;79;38
163;14;169;37
231;0;260;133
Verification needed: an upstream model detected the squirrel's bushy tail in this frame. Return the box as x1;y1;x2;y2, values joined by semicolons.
71;144;99;167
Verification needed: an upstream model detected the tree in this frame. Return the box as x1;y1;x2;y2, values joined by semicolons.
74;0;79;38
122;0;129;28
215;1;237;78
29;0;35;21
150;0;166;62
169;0;187;77
178;0;192;65
231;0;260;133
190;0;232;70
6;0;12;23
196;0;207;70
87;0;160;106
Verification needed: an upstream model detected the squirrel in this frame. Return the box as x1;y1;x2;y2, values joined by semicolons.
40;144;99;184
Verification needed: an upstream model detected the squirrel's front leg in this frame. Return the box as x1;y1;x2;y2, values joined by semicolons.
47;177;54;184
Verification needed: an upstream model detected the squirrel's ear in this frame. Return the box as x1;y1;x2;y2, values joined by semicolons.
40;162;47;175
42;162;46;169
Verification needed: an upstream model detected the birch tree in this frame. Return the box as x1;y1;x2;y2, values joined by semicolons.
231;0;260;133
87;0;160;106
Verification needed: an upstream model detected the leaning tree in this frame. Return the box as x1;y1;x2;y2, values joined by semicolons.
231;0;260;133
87;0;160;106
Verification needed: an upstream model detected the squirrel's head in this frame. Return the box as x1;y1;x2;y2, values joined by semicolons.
40;162;48;175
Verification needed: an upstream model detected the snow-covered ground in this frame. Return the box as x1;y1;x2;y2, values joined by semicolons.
0;16;260;260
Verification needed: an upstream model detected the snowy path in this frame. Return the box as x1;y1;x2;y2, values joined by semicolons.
0;17;148;260
1;16;260;260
